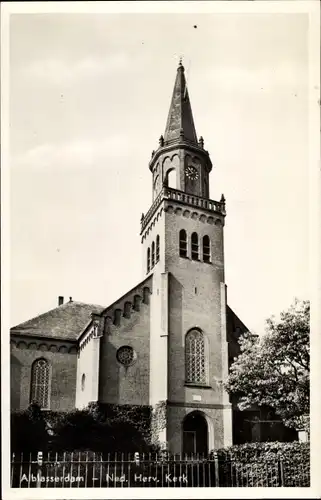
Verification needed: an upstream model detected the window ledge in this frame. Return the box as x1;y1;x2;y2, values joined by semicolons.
184;383;212;389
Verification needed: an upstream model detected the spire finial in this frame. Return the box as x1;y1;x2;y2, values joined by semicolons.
178;56;184;71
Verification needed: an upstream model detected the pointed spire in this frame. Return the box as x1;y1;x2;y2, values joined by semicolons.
163;61;198;144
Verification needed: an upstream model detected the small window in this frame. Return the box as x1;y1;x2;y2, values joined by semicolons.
147;247;150;273
203;235;211;263
151;241;155;268
179;229;187;258
156;235;160;262
81;373;86;391
191;232;199;260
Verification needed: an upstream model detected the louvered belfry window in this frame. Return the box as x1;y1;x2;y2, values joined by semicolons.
185;330;206;384
179;229;187;257
30;359;50;409
203;235;211;263
191;232;199;260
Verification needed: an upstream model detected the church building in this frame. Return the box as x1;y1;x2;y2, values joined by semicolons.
11;61;282;454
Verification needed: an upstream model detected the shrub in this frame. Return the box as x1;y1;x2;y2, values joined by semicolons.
211;441;310;487
11;402;154;454
11;403;48;453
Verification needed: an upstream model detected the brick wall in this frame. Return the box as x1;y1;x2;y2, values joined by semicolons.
98;290;151;406
10;337;77;411
164;207;226;406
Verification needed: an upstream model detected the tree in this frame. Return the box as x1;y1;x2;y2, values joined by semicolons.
225;299;309;431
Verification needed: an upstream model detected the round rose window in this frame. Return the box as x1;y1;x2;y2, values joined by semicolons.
116;346;136;366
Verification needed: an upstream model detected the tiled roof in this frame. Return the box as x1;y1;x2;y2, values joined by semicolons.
10;301;105;341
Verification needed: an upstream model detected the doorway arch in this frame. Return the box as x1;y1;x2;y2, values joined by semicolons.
182;411;208;455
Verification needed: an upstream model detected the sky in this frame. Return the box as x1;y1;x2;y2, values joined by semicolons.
8;9;310;335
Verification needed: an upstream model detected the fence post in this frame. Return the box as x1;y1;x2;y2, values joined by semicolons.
36;451;43;488
213;451;219;487
134;452;140;466
279;458;284;487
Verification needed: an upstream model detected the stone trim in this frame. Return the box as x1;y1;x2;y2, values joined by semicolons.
141;202;224;242
184;384;213;389
10;337;77;354
141;186;225;234
78;276;153;347
167;401;232;410
148;142;212;172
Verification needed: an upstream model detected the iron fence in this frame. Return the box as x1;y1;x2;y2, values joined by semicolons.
11;451;310;488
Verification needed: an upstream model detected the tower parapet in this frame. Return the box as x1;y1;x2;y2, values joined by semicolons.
140;186;226;235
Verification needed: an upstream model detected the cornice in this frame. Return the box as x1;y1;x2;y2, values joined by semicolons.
10;336;77;354
149;141;212;172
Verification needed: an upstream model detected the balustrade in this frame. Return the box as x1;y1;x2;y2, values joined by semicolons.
141;187;225;232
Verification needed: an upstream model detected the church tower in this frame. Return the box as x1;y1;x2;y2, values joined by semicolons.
141;61;232;454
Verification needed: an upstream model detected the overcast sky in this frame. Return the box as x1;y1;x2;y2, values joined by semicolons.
9;9;310;334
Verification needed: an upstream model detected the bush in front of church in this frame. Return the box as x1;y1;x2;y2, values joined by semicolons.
211;441;310;487
11;402;155;454
11;403;49;453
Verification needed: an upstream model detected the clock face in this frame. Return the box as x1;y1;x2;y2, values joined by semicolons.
185;165;199;181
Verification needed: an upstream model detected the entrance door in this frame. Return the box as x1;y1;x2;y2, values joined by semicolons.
182;412;208;455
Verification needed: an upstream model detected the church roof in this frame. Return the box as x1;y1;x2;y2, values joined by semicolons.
164;61;198;144
10;301;105;341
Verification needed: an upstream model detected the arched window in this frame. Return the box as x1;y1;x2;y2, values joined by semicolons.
147;247;150;273
156;235;160;262
185;330;206;385
151;241;155;268
203;235;211;263
191;232;199;260
167;168;177;189
30;358;50;409
179;229;187;258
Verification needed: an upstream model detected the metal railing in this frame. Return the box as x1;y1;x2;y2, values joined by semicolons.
11;451;310;488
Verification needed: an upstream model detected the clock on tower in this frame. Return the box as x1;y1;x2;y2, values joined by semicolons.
185;165;199;181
